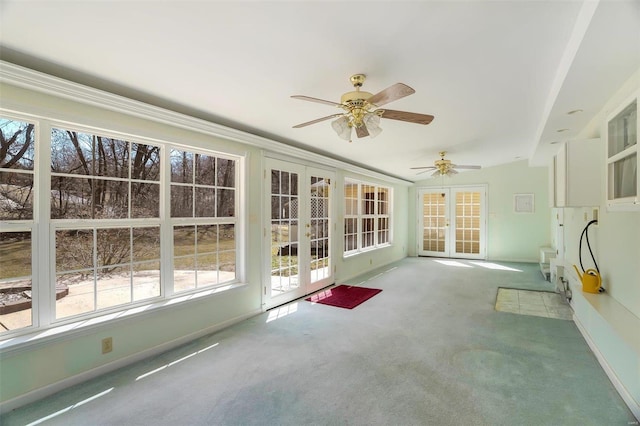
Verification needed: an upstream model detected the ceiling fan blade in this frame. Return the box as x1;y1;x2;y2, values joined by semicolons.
291;95;342;107
379;109;434;125
415;168;435;175
410;166;436;170
430;170;442;177
355;125;369;138
367;83;415;107
452;165;482;170
293;114;343;128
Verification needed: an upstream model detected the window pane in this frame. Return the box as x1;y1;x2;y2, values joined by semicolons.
96;228;131;268
96;265;131;309
133;261;160;301
56;229;94;272
131;182;159;218
280;171;290;195
131;143;160;181
171;185;193;217
95;137;129;179
93;179;129;219
0;231;32;333
197;225;218;253
220;249;236;283
56;272;95;319
174;255;196;293
174;226;196;257
195;154;215;185
217;158;235;187
216;188;235;217
51;129;93;175
132;227;160;262
219;224;235;250
197;253;218;286
170;149;193;183
50;176;93;219
0;118;35;171
0;171;34;220
195;187;215;217
612;154;637;199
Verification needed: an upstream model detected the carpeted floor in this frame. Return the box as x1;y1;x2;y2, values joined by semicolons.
2;257;636;425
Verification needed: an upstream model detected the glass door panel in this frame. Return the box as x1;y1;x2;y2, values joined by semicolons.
420;190;448;255
418;186;486;259
269;167;302;299
453;190;482;256
264;159;334;309
309;174;331;286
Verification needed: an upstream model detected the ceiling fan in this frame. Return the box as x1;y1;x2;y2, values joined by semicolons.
411;151;481;177
291;74;434;142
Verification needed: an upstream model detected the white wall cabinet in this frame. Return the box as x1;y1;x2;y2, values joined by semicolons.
606;93;638;211
550;138;602;207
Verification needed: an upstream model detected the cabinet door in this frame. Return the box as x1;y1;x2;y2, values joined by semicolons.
552;139;601;208
606;95;638;210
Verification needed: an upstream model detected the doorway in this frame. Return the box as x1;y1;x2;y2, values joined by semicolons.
264;158;334;309
418;186;487;259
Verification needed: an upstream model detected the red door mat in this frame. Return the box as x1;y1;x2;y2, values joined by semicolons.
305;285;382;309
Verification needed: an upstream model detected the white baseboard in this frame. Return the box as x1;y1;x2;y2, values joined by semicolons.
573;314;640;421
0;309;261;414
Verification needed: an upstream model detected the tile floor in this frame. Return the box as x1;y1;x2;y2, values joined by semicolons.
495;288;573;320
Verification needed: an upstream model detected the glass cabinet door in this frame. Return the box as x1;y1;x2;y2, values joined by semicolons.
606;95;639;210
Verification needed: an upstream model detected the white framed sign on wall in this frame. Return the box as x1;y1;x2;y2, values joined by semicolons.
514;193;534;213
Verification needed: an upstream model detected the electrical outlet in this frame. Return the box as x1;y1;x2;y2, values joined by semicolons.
101;337;113;354
592;207;599;224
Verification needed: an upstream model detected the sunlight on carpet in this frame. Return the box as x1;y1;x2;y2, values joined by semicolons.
495;288;572;320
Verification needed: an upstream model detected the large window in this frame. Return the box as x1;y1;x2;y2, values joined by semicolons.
344;179;392;255
170;149;236;292
0;116;241;337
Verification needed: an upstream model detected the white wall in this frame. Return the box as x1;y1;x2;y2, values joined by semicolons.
408;160;551;262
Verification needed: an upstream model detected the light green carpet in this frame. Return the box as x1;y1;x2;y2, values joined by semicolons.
2;258;635;425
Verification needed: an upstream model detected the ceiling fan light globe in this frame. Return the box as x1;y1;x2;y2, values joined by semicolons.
331;116;352;141
363;112;382;138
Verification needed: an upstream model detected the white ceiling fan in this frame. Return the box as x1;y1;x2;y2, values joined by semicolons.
411;151;481;177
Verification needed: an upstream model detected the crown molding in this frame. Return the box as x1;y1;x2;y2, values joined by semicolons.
0;60;411;186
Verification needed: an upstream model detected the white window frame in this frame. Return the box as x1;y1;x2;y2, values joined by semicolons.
343;178;393;256
0;113;245;340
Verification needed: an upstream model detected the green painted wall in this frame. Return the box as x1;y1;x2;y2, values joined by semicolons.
0;82;408;408
408;160;551;262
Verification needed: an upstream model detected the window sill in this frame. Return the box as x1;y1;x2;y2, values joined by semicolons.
343;244;392;259
0;282;247;356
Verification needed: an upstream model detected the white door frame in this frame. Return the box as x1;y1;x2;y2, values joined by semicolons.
417;185;487;259
263;157;335;310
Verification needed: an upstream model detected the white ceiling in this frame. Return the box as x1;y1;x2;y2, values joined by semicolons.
1;0;638;182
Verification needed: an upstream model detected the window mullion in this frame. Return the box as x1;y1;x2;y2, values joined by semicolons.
161;145;174;298
36;120;53;328
374;186;379;247
357;183;362;251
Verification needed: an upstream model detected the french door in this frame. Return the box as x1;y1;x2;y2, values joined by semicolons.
418;186;487;259
264;158;334;309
